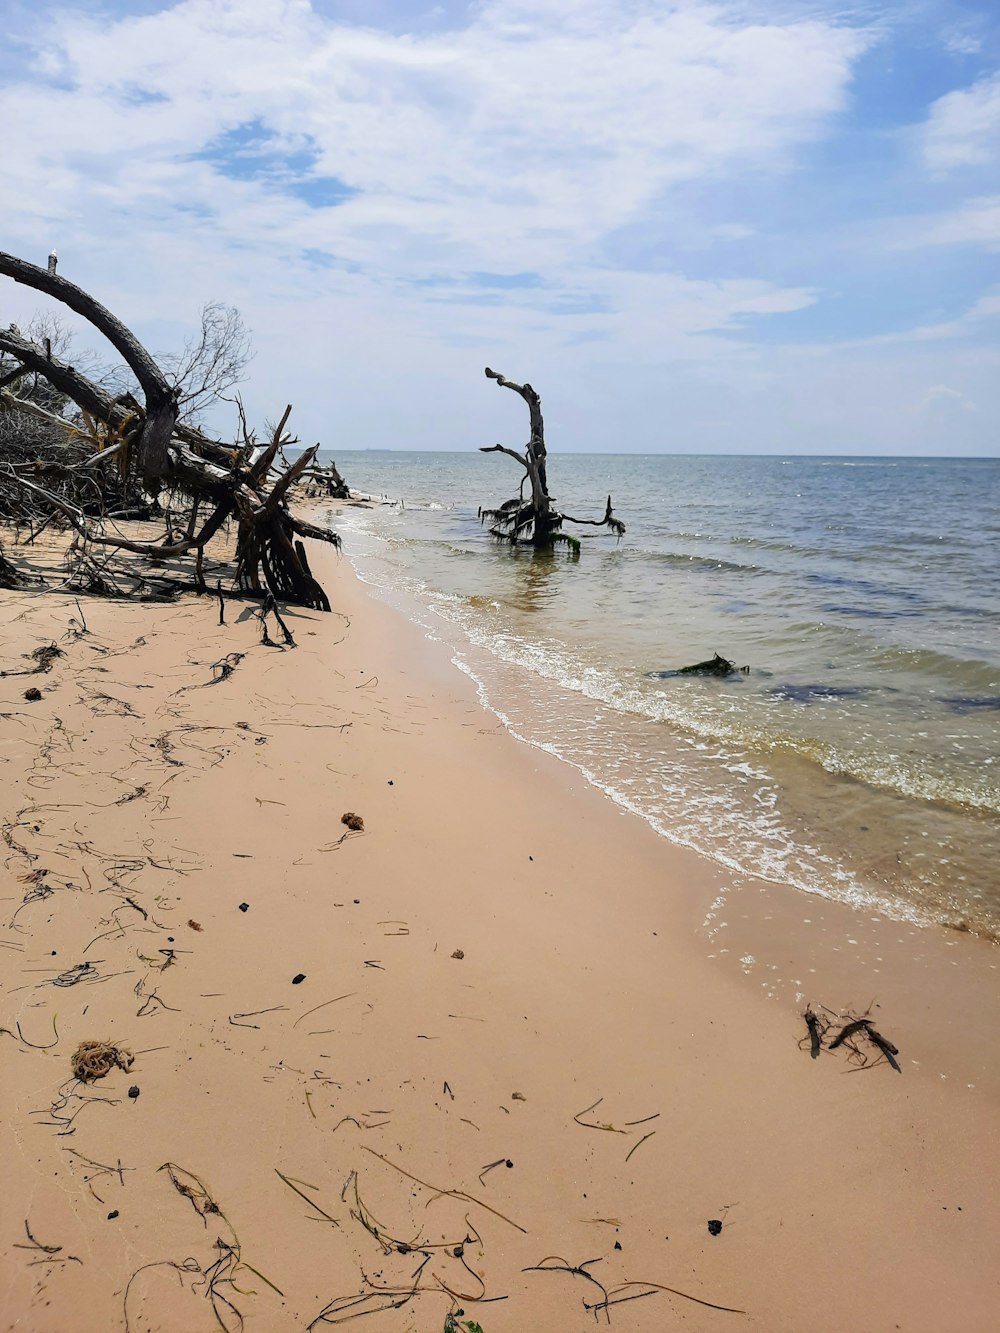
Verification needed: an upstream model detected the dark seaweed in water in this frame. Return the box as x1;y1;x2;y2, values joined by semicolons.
649;653;749;679
821;604;925;620
808;572;926;604
939;695;1000;715
768;683;876;704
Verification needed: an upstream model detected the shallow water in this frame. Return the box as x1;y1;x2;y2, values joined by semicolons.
322;451;1000;935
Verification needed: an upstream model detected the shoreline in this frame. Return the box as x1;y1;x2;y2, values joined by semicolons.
333;523;1000;1087
2;535;998;1330
328;458;1000;943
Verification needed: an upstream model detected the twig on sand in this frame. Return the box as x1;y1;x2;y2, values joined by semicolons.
228;1006;287;1030
478;1158;513;1185
14;1219;82;1266
828;1018;872;1050
866;1027;902;1073
13;1013;59;1049
802;1007;826;1058
573;1098;628;1134
587;1279;746;1318
176;652;246;692
306;1288;416;1329
625;1131;656;1163
292;993;357;1029
522;1256;610;1311
64;1147;133;1203
361;1146;527;1234
275;1169;341;1226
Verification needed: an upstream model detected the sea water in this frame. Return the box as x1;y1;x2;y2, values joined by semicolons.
320;451;1000;936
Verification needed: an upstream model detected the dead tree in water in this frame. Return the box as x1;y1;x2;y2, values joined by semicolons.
479;368;624;552
0;250;341;609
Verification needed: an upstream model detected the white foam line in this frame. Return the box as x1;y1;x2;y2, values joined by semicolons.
341;538;930;929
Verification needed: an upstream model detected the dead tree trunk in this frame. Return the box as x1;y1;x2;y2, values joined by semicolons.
0;251;339;608
0;251;178;488
479;368;624;551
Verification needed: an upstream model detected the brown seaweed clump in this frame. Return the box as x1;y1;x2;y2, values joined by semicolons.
341;812;364;831
71;1040;134;1083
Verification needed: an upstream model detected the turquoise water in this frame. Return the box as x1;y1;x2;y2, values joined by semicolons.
321;452;1000;935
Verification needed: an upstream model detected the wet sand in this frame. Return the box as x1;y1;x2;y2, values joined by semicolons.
2;535;998;1331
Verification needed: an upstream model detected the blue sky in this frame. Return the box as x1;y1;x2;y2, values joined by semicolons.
1;0;998;454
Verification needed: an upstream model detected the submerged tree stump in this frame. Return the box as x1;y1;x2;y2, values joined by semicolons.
479;368;624;552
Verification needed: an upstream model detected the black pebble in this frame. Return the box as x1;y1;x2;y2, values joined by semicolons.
614;1240;622;1250
505;1159;513;1168
107;1210;119;1220
167;937;174;943
128;1086;140;1100
292;973;306;984
353;899;360;904
388;780;394;785
708;1219;723;1236
238;903;249;912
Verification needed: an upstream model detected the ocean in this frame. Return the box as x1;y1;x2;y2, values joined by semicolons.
319;451;1000;936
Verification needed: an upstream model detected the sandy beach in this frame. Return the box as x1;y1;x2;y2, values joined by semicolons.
2;530;999;1333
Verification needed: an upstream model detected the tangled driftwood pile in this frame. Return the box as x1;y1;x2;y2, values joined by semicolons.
0;251;347;609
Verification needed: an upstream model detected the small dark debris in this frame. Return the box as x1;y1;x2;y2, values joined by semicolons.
387;780;394;786
24;687;42;701
511;1091;526;1101
187;919;203;932
238;903;249;912
614;1241;622;1250
127;1085;140;1100
107;1211;119;1220
505;1159;513;1168
708;1219;723;1236
292;973;306;985
451;949;465;960
341;811;364;831
353;899;360;904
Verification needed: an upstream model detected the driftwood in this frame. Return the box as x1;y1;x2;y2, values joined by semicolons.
479;368;624;551
0;251;342;608
803;1009;901;1073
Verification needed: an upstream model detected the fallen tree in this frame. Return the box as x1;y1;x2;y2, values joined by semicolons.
478;367;624;551
0;251;347;609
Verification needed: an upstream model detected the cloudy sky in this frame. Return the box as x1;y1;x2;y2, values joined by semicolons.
2;0;998;454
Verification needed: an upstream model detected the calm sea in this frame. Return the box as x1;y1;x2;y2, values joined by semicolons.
319;451;1000;936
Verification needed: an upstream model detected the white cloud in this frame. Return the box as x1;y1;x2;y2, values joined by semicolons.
922;71;1000;173
912;383;976;415
0;0;869;277
0;0;868;441
891;196;1000;252
904;287;1000;341
6;3;995;456
943;33;983;57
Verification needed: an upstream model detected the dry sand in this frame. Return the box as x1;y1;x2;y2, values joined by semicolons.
2;534;998;1332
